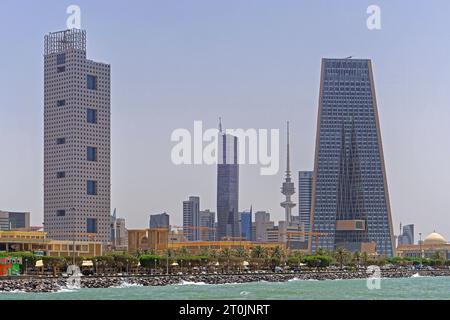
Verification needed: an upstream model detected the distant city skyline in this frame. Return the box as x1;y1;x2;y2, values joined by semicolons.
1;1;450;242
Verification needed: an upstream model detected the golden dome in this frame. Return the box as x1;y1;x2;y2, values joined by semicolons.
423;232;447;245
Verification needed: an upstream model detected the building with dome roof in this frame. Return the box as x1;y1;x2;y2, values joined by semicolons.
397;231;450;260
423;232;447;245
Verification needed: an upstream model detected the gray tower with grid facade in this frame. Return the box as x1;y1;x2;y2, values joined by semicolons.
43;29;111;243
309;58;395;256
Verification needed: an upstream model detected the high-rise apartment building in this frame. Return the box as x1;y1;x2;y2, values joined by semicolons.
199;210;215;241
43;29;111;242
183;196;200;241
298;171;313;233
217;120;240;240
254;211;271;242
310;58;395;256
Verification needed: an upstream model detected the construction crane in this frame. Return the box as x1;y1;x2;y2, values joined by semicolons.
280;231;329;252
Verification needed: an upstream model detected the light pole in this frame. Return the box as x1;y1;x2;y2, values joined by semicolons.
166;249;169;275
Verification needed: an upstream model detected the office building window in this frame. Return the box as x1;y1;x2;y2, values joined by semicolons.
87;218;98;233
57;99;66;107
87;180;97;195
57;66;66;73
56;138;66;145
56;210;66;217
57;53;66;65
87;75;97;90
87;108;97;124
57;171;65;179
87;147;97;162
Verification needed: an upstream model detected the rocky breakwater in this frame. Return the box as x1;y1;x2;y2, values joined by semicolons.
1;269;450;293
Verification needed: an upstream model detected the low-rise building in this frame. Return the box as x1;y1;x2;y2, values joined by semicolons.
0;211;30;230
0;231;102;257
128;228;169;253
397;231;450;260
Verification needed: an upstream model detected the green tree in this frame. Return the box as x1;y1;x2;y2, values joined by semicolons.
43;256;66;276
353;251;361;268
234;247;248;259
334;247;350;269
251;246;267;259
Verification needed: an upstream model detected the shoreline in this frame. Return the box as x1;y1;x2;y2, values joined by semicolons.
1;270;450;293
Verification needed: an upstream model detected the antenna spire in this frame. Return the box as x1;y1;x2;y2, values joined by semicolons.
286;121;291;176
219;117;223;133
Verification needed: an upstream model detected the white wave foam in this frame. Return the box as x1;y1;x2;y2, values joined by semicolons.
0;289;26;294
178;280;208;286
114;282;144;288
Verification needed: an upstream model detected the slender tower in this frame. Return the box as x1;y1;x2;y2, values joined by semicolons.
280;121;296;224
43;29;111;243
217;118;240;240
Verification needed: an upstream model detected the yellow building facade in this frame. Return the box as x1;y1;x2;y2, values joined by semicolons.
0;231;102;257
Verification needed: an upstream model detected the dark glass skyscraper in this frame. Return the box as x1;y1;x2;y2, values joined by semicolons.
217;121;239;240
240;210;252;241
309;58;395;256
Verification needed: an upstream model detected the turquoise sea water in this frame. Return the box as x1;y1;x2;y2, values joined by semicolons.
1;276;449;300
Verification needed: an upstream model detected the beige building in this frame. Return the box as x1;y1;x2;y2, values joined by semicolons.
43;29;111;243
0;231;102;257
128;229;169;253
397;232;450;260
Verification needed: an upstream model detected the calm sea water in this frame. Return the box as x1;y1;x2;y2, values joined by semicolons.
1;276;449;300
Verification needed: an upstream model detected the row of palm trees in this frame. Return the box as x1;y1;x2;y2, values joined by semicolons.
7;246;449;276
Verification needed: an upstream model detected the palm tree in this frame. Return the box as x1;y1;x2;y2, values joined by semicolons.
335;247;348;270
178;247;190;257
353;252;361;269
220;248;232;272
361;252;369;267
234;247;248;259
251;246;267;259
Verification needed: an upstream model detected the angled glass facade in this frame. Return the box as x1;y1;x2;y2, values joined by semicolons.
217;133;239;240
310;58;395;256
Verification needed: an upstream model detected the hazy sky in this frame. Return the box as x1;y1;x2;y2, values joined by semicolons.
0;0;449;242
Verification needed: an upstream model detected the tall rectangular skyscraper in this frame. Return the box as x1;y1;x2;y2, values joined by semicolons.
310;58;395;256
239;210;252;241
199;210;215;241
398;224;414;246
217;125;239;240
43;29;111;242
298;171;313;233
183;196;200;241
